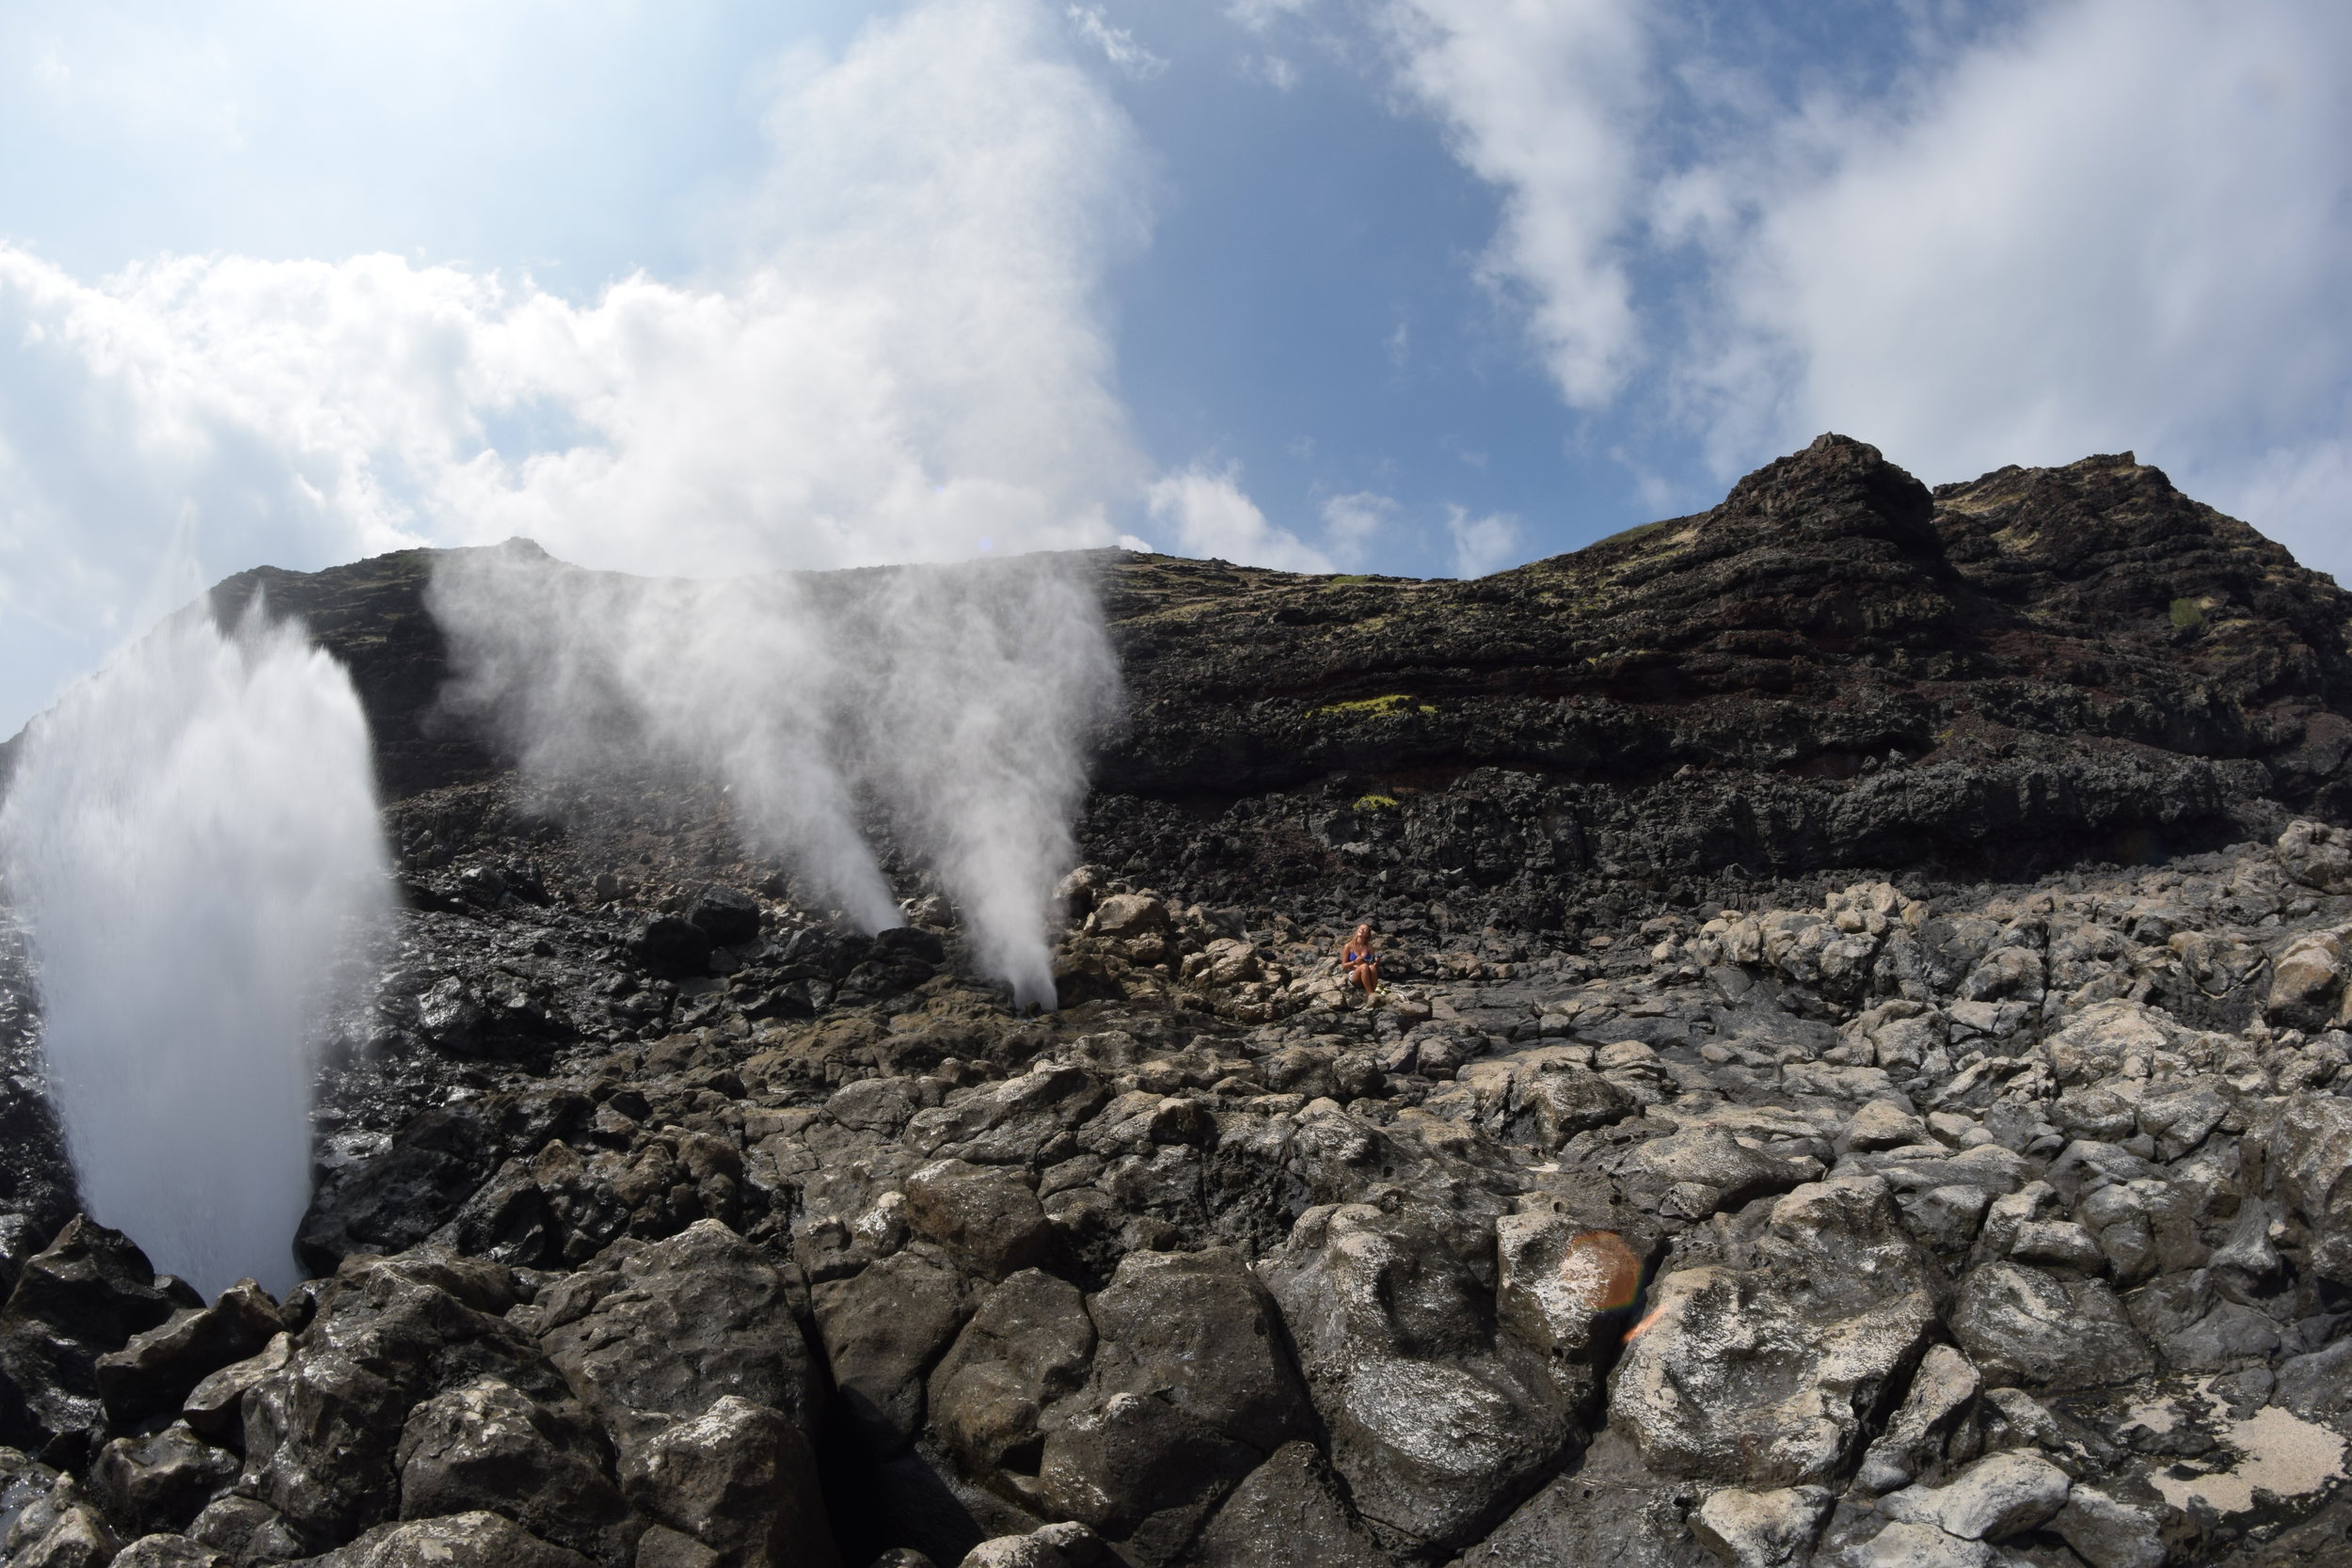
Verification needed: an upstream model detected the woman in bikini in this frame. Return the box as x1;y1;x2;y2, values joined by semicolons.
1337;923;1379;1000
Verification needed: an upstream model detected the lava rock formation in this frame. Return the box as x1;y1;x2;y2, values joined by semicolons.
1;436;2350;1568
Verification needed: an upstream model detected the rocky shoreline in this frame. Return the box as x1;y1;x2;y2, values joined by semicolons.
1;437;2349;1567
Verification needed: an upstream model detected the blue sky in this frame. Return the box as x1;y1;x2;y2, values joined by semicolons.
2;0;2347;732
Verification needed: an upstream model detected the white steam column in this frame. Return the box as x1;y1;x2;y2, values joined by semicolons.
0;606;389;1295
430;545;1119;1010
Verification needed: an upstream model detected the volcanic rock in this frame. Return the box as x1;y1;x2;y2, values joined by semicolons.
6;436;2352;1567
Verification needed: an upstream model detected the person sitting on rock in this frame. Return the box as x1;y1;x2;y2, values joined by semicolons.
1337;922;1380;1000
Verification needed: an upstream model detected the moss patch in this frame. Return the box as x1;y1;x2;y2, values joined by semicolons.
1352;793;1400;812
1313;693;1436;719
1593;517;1677;549
2170;596;2207;630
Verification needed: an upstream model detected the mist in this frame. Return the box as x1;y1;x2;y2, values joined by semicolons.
429;543;1119;1007
0;604;389;1295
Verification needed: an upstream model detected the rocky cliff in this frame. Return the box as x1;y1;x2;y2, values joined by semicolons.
2;436;2350;1568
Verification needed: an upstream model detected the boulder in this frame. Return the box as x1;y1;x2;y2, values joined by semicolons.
618;1396;838;1568
2267;929;2348;1030
1077;1247;1311;1456
929;1269;1097;1485
87;1423;239;1537
182;1332;293;1446
903;1163;1056;1280
2047;1485;2177;1568
2276;818;2352;895
297;1510;596;1568
1625;1128;1809;1217
684;886;762;947
393;1376;629;1563
1853;1344;1979;1494
1875;1451;2070;1541
538;1221;824;1454
1947;1262;2153;1391
1260;1202;1580;1550
1186;1441;1395;1568
10;1497;123;1568
811;1248;975;1456
183;1495;299;1561
1447;1430;1715;1568
1512;1068;1640;1148
1611;1179;1937;1488
628;915;714;978
235;1251;549;1543
2275;1337;2352;1420
0;1217;186;1459
1025;1248;1313;1558
1688;1485;1835;1568
113;1537;231;1568
958;1521;1104;1568
1493;1218;1643;1360
2271;1092;2352;1285
1090;895;1169;941
96;1279;283;1431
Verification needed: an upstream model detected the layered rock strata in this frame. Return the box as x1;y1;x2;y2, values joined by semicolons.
0;438;2349;1567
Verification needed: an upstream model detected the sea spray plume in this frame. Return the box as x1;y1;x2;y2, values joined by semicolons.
429;543;898;928
0;603;389;1295
427;543;1121;1005
823;554;1120;1006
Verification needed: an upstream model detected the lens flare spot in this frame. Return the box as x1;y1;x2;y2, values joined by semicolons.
1561;1228;1643;1313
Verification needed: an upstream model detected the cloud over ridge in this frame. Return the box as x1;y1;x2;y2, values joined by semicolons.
1371;0;2352;567
0;0;1152;727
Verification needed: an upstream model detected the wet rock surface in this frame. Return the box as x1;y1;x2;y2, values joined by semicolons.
2;439;2351;1565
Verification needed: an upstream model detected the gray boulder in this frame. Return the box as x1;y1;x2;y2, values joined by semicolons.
1947;1262;2153;1391
96;1278;283;1431
929;1269;1096;1488
297;1510;596;1568
1030;1248;1312;1558
812;1248;974;1457
1261;1202;1581;1550
393;1376;629;1564
236;1251;548;1544
87;1422;239;1538
1611;1179;1937;1487
537;1221;824;1454
1185;1441;1395;1568
618;1396;837;1568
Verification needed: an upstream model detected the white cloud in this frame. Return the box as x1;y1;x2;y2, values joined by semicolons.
0;0;1152;729
1377;0;1650;407
1067;5;1168;79
1380;0;2352;578
1320;490;1396;568
2226;438;2352;583
1445;504;1521;578
1697;0;2352;525
1246;52;1300;91
1144;466;1333;572
1228;0;1317;34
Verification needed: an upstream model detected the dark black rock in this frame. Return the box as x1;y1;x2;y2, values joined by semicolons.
394;1377;630;1564
96;1280;283;1431
0;1217;188;1461
87;1423;240;1537
685;886;761;948
628;915;713;979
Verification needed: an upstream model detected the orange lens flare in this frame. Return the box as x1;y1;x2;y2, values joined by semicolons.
1562;1229;1643;1313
